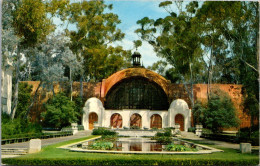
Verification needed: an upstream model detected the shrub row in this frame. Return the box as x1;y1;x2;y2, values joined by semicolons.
2;158;258;166
92;127;117;136
201;133;237;143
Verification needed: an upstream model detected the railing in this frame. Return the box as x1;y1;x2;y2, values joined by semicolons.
2;132;73;145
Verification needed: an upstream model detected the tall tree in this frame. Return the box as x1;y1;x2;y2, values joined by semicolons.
135;1;204;107
5;0;54;119
23;33;70;120
62;47;83;101
66;0;130;82
196;1;259;127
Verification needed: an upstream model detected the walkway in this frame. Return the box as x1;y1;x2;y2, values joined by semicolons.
1;130;92;159
180;131;259;150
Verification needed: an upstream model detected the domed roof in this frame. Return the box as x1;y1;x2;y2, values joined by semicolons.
103;68;170;97
132;51;141;58
170;99;189;110
84;97;103;109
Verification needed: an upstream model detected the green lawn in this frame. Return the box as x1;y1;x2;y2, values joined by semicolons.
2;135;259;165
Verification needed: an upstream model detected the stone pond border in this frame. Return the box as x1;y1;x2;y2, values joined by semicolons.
58;136;223;154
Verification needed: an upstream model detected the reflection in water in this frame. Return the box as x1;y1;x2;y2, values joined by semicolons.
79;137;206;152
150;143;163;151
130;142;142;151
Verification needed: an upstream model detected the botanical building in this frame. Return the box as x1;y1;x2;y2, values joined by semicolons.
25;52;251;131
82;52;191;131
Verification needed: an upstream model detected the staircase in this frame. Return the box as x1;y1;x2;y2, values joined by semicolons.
2;148;28;155
180;131;202;140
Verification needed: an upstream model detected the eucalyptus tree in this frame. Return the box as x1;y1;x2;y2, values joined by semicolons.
62;47;83;101
23;33;70;119
3;0;55;119
65;1;129;82
147;60;168;76
135;1;204;107
196;1;259;127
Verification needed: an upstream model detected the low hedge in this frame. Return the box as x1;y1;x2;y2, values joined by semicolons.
92;128;117;136
2;158;258;166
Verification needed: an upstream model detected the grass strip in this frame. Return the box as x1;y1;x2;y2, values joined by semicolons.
2;135;259;166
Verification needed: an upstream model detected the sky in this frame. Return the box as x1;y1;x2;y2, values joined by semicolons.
104;1;170;67
54;1;181;67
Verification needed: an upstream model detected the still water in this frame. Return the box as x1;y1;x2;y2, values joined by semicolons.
75;137;206;152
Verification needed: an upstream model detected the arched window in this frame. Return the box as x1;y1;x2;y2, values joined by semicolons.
110;113;123;128
150;114;162;129
105;77;169;110
130;113;142;128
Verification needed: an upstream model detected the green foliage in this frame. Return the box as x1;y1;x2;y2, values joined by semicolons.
194;91;239;133
188;127;196;133
133;40;142;50
73;96;84;123
100;135;118;142
237;126;259;146
92;127;117;136
205;92;239;133
152;128;173;143
192;101;206;126
16;82;32;119
12;0;54;47
152;136;172;143
1;112;42;138
41;92;78;129
67;1;131;82
165;144;197;152
88;141;114;150
3;158;258;166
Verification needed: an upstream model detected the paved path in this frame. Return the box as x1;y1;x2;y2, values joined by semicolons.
179;131;260;150
2;130;92;149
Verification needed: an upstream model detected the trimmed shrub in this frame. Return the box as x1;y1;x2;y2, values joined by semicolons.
92;127;116;136
2;158;259;166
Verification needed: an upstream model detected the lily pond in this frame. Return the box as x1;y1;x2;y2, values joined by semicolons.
71;136;208;152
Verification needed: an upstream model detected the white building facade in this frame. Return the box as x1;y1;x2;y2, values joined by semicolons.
82;66;192;131
82;97;191;131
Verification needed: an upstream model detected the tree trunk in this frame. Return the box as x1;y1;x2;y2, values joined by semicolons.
80;75;83;100
207;39;214;100
11;44;20;120
70;67;73;101
189;61;194;108
52;82;55;97
24;81;42;120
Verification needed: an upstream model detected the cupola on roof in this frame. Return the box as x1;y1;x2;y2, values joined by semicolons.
132;51;141;67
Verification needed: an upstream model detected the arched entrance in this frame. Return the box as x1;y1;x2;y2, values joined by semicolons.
175;114;184;131
110;113;123;128
89;112;98;130
130;113;142;128
150;114;162;129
